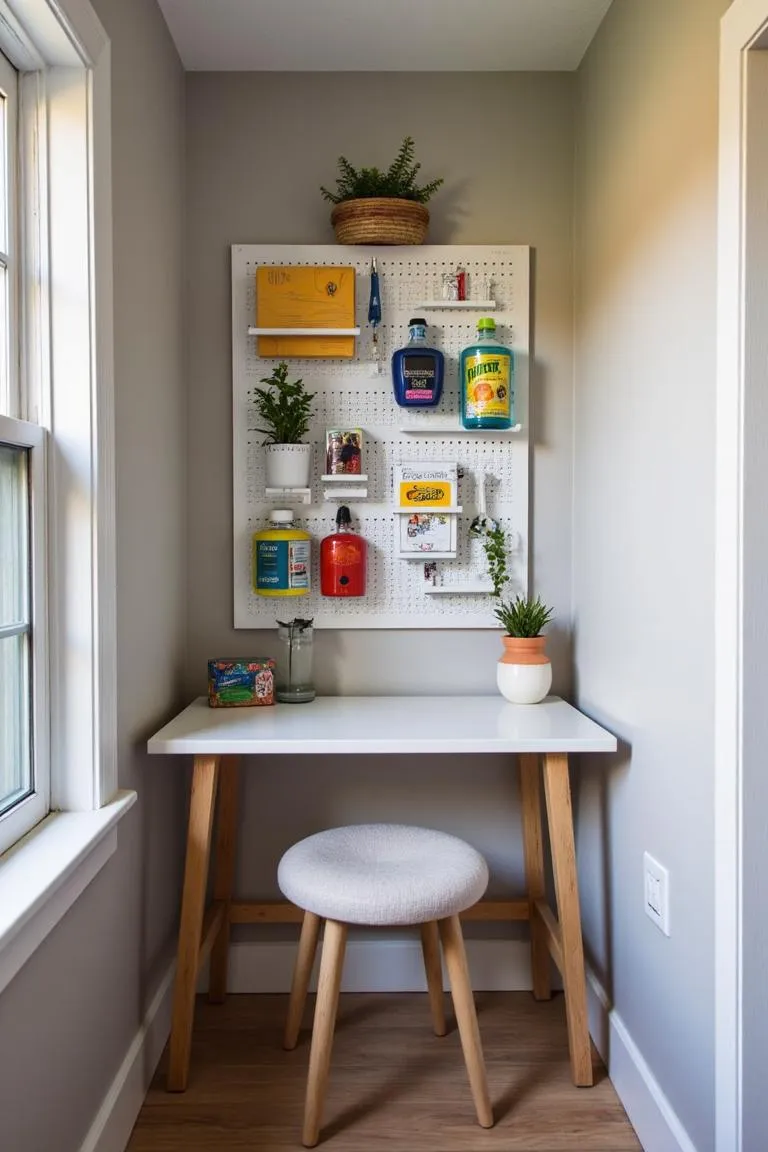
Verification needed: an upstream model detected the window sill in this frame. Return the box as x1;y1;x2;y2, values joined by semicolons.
0;790;136;996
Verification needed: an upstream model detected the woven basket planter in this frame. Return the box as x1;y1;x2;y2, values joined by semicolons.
330;198;430;246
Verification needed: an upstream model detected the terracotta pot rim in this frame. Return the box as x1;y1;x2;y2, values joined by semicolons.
499;634;549;666
502;634;547;644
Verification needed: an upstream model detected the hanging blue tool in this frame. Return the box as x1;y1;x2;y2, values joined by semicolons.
368;257;382;374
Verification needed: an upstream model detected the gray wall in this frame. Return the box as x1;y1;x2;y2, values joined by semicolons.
0;1;188;1149
185;71;576;906
573;2;728;1149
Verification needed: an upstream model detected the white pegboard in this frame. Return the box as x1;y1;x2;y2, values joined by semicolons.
232;244;530;629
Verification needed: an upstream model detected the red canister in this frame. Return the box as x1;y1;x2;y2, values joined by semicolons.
320;506;367;597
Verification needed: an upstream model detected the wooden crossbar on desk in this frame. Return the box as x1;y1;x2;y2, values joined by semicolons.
148;697;617;1094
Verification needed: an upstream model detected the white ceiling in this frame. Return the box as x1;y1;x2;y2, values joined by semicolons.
157;0;613;72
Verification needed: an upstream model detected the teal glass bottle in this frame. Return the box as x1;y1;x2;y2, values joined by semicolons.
459;318;514;430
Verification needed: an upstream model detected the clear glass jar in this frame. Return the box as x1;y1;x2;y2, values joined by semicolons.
275;618;315;703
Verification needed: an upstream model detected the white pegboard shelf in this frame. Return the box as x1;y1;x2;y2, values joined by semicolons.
321;474;368;482
265;486;311;504
416;300;498;310
398;551;458;561
323;487;368;500
233;243;530;629
400;422;523;435
393;505;463;514
248;326;361;336
425;584;493;595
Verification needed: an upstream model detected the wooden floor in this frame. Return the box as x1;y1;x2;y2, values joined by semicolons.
128;992;641;1151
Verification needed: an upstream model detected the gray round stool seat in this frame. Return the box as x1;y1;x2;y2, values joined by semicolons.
277;823;489;926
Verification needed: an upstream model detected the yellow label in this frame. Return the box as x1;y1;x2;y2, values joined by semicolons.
464;352;511;420
399;480;452;507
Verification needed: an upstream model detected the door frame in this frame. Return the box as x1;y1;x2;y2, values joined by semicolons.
716;2;768;1148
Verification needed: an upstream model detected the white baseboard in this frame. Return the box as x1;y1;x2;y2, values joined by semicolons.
79;960;176;1152
586;968;698;1152
203;937;534;994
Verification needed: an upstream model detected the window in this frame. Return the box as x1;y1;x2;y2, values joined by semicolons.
0;50;48;857
0;48;16;416
0;0;133;991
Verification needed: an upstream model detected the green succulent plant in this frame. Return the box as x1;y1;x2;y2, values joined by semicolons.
320;136;444;205
251;362;314;445
493;595;554;638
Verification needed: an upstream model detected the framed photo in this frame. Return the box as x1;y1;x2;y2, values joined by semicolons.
326;428;363;475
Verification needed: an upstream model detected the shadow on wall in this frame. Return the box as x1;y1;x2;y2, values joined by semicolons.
421;175;471;243
575;2;719;317
570;735;633;1013
132;704;190;1014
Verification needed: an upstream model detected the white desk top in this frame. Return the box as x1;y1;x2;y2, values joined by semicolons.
147;696;617;757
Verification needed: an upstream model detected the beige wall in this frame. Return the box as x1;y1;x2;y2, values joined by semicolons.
573;2;730;1149
185;70;576;906
0;2;188;1148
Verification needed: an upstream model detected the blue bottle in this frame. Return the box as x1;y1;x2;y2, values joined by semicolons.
391;318;444;408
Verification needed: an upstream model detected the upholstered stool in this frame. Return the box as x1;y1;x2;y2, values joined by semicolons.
278;823;494;1147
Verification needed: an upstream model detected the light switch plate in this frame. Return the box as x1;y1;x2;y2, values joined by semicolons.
643;851;670;936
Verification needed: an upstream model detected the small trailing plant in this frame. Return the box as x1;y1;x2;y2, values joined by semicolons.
320;136;444;205
477;523;554;636
479;524;508;599
251;362;314;445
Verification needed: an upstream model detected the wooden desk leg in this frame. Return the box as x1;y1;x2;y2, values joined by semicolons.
209;755;240;1004
167;755;220;1092
542;752;593;1087
518;753;552;1001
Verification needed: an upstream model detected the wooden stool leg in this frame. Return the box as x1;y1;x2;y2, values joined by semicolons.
420;921;447;1036
302;919;347;1148
439;915;494;1128
543;752;593;1087
167;755;220;1092
208;756;240;1004
519;753;552;1000
285;911;321;1050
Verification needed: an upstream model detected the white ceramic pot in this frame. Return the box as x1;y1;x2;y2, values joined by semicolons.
265;443;311;489
497;636;552;705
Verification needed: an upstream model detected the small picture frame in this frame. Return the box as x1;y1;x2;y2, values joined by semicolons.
326;428;363;475
399;512;455;555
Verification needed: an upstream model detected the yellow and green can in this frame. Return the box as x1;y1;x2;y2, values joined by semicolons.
253;510;311;597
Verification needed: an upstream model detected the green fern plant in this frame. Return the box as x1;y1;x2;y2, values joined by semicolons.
251;362;314;445
320;137;444;204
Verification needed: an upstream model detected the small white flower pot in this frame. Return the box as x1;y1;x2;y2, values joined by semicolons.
265;443;311;489
497;636;552;705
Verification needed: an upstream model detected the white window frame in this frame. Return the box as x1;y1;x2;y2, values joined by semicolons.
0;46;50;855
0;45;19;417
0;0;135;993
0;414;49;855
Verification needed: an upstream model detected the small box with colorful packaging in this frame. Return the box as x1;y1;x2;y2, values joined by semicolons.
207;658;275;707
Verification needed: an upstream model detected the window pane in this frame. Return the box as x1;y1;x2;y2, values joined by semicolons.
0;83;6;255
0;443;31;818
0;633;30;815
0;76;7;415
0;265;7;415
0;442;28;625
